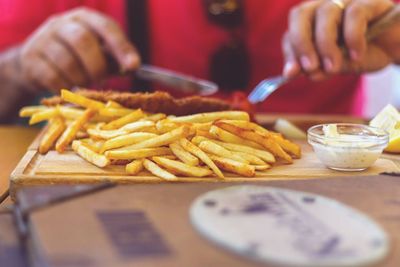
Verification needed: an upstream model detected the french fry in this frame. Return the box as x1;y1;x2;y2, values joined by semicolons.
156;120;184;133
126;125;191;150
105;100;124;109
92;114;115;123
100;132;158;153
88;121;154;139
58;106;84;120
72;140;110;168
38;117;66;154
191;135;275;163
59;107;111;123
56;109;96;153
105;147;172;160
152;156;213;177
208;155;255;177
19;105;48;117
143;159;177;181
193;122;213;131
179;138;224;179
157;121;210;135
215;141;275;163
142;113;167;122
196;129;215;139
102;109;144;130
209;125;264;150
83;122;99;130
219;120;301;158
126;159;144;175
120;120;155;131
232;122;295;161
198;140;249;164
235;152;266;165
214;121;292;163
61;89;105;110
83;122;106;141
98;107;133;117
169;111;250;123
169;142;199;166
80;139;105;153
254;164;271;171
29;108;59;125
141;126;159;134
271;136;301;159
191;135;209;145
76;131;89;139
161;155;178;160
20;89;304;180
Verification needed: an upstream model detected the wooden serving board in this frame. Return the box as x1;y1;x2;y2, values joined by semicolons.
10;138;400;199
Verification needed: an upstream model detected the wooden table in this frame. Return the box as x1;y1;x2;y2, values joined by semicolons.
1;117;400;266
0;126;39;206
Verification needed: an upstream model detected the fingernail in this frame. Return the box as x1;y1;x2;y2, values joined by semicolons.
350;50;359;61
283;61;295;77
124;53;140;69
323;57;334;72
300;56;313;71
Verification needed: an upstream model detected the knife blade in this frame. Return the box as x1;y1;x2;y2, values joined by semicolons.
135;64;218;96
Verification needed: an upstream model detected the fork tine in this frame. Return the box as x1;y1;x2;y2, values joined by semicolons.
248;80;269;103
248;76;287;104
248;80;274;103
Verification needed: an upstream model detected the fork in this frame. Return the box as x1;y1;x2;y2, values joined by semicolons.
247;5;400;104
247;75;289;104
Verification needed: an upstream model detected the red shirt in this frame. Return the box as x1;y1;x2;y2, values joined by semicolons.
0;0;362;114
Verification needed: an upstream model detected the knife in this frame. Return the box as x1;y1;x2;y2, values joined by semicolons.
135;64;219;96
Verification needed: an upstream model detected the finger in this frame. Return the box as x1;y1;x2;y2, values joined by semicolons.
343;4;369;61
342;44;392;73
22;54;71;93
55;21;107;83
65;7;140;72
282;32;301;78
39;37;89;86
288;1;321;72
310;71;329;81
343;0;394;62
24;15;60;47
373;23;400;63
315;1;346;73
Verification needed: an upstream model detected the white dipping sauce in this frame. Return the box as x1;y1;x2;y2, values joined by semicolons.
308;124;388;171
312;140;383;171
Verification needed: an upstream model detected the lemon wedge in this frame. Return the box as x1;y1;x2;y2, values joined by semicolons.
370;104;400;133
385;129;400;153
370;104;400;152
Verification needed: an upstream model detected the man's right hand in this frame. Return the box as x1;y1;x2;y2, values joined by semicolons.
282;0;399;81
18;7;140;93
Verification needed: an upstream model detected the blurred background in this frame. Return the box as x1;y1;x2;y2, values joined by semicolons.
364;66;400;118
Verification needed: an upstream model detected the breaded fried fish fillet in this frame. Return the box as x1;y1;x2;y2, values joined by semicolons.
41;89;231;115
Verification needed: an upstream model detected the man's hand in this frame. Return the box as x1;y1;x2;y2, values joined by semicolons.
18;7;140;93
283;0;400;80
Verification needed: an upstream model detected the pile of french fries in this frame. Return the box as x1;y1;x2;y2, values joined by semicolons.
20;89;301;180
